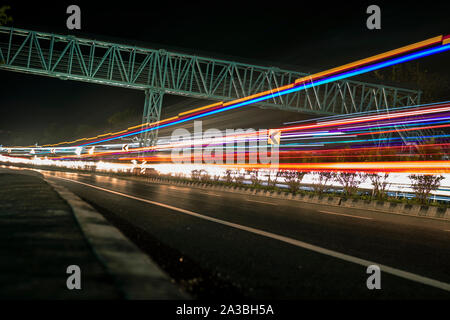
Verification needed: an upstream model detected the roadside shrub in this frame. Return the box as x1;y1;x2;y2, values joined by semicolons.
335;172;367;197
234;173;245;186
200;172;211;183
266;171;279;188
191;170;201;181
225;169;233;184
279;170;306;194
368;173;391;200
311;171;335;195
408;174;444;204
247;170;261;187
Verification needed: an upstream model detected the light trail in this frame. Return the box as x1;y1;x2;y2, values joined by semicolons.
3;100;450;167
33;101;449;162
213;161;450;174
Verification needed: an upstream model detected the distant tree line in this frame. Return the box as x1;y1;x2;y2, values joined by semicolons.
0;5;13;26
373;62;450;103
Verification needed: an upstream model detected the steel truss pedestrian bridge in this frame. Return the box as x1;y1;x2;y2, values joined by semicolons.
0;26;422;146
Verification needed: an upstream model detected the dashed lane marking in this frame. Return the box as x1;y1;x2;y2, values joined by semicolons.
319;210;373;220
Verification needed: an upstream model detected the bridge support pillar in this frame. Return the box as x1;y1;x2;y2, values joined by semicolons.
140;88;164;148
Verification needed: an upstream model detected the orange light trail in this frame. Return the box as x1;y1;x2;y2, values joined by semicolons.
214;161;450;174
45;101;450;161
294;35;444;85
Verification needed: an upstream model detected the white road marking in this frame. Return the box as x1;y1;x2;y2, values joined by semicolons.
319;210;373;220
205;193;222;197
246;199;277;205
48;175;450;292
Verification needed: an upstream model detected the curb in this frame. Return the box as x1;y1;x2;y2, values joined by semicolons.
46;179;190;300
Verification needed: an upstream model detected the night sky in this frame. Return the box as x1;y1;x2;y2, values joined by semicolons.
1;1;449;146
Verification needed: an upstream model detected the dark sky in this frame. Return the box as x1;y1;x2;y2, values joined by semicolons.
1;0;449;145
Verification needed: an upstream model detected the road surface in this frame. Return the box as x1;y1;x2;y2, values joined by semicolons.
41;169;450;299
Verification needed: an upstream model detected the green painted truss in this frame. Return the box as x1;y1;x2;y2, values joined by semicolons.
0;27;422;146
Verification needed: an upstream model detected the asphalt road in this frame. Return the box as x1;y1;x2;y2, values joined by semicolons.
42;170;450;299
